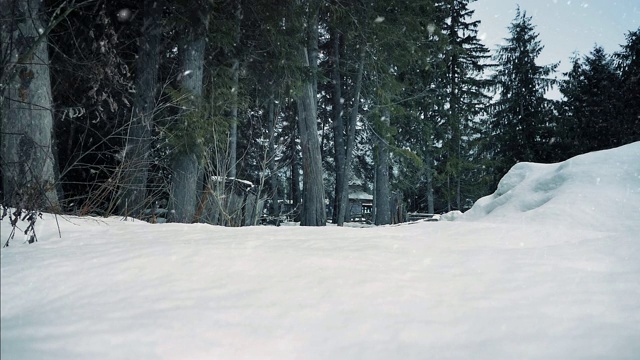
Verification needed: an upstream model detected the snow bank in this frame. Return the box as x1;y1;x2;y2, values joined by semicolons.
459;142;640;233
2;143;640;360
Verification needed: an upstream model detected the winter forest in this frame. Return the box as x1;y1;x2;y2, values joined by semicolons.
1;0;639;227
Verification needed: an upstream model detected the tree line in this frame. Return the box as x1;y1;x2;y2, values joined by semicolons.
1;0;638;226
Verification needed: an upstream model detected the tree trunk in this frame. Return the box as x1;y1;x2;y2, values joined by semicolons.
228;0;241;178
449;0;462;211
229;58;239;178
1;0;59;209
288;101;302;222
374;108;391;225
267;98;280;216
426;150;435;214
296;4;325;226
331;29;345;225
291;138;301;222
337;47;365;225
168;18;207;223
170;152;199;222
296;83;326;226
119;0;162;216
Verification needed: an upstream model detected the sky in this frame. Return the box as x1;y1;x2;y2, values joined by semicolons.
2;142;640;359
469;0;640;98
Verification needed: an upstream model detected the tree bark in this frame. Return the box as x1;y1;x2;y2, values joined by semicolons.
1;0;59;209
119;0;162;216
374;108;391;225
291;130;301;222
331;29;345;224
426;149;435;214
296;78;326;226
296;3;325;226
228;0;241;178
267;98;280;216
337;47;365;225
229;58;239;178
168;17;207;223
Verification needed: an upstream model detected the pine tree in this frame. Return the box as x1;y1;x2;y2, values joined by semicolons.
559;46;622;156
614;28;640;145
489;7;557;183
438;0;491;211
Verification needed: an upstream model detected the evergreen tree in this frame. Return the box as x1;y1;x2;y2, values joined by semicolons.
325;0;368;226
438;0;491;211
489;7;557;184
559;46;623;157
167;0;210;223
614;28;640;145
118;0;163;216
365;0;440;224
296;0;326;226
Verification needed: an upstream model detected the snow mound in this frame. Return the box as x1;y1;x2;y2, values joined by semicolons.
460;142;640;232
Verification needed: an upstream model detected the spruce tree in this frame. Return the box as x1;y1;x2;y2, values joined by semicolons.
438;0;491;211
614;28;640;145
489;7;557;183
559;46;622;156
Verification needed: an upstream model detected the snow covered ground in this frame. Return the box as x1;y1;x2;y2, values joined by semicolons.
2;142;639;360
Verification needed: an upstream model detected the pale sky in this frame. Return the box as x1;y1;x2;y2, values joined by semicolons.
469;0;640;98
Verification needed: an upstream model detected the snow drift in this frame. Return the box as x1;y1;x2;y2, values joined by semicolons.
2;143;639;360
458;141;640;232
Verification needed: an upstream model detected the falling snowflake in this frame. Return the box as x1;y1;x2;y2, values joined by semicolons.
117;8;132;22
427;23;436;36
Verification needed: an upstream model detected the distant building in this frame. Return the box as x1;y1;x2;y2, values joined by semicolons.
347;185;373;222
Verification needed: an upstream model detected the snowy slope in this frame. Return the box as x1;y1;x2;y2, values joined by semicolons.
2;143;640;360
459;141;640;233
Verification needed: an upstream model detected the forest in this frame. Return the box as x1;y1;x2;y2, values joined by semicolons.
1;0;639;227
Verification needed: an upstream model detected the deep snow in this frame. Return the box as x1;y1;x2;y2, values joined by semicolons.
2;142;639;360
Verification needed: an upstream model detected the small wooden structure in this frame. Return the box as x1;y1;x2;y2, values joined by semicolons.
347;186;373;222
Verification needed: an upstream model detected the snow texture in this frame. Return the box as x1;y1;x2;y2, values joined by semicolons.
2;142;640;359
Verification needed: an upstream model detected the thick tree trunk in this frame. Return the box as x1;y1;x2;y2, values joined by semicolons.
296;4;325;226
374;108;391;225
296;80;326;226
1;0;59;209
119;0;162;216
168;21;206;223
170;152;198;222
